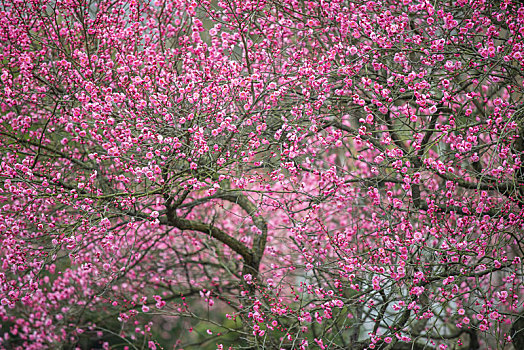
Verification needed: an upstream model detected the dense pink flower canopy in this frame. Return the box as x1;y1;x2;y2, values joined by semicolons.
1;0;524;349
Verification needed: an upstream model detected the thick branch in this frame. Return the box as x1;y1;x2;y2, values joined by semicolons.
167;215;254;264
215;192;267;262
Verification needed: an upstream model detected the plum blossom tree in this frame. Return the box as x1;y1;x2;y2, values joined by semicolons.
1;0;524;349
